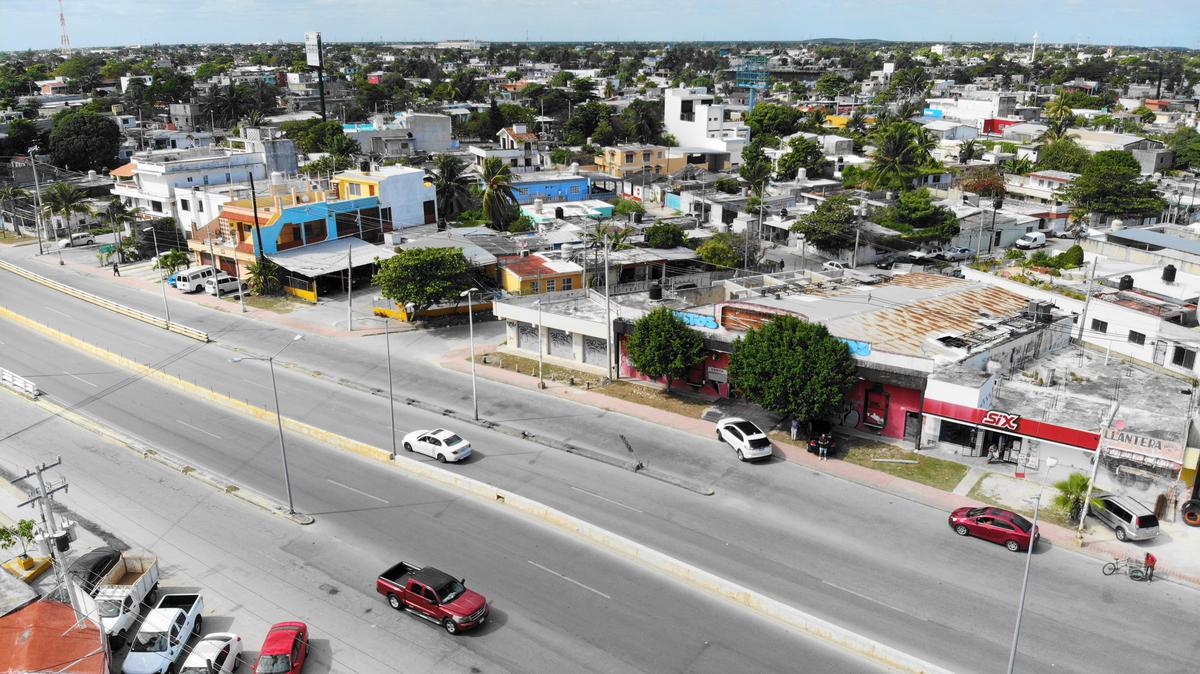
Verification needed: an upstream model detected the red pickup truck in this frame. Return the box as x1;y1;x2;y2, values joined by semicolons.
375;562;488;634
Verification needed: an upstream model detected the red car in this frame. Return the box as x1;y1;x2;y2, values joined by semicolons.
949;506;1038;552
252;622;308;674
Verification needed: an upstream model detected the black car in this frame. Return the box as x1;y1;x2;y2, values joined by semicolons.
876;253;921;269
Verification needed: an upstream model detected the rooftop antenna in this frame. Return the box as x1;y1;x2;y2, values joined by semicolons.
1031;33;1039;63
58;0;71;55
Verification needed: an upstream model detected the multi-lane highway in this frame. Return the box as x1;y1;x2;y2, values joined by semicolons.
2;249;1199;673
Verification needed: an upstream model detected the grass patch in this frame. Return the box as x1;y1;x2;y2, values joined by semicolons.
968;474;1078;528
844;442;970;491
0;233;37;244
474;351;715;418
225;293;300;314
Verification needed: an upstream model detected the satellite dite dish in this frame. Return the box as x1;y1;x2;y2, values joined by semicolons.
1115;419;1126;430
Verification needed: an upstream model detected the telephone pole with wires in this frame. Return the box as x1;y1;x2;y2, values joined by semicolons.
11;457;82;616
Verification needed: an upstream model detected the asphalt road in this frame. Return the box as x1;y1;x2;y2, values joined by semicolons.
3;249;1200;673
0;323;872;674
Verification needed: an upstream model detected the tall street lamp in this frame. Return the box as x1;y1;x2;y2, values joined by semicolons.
231;335;304;515
1007;455;1058;674
460;287;480;420
534;297;545;389
143;226;171;328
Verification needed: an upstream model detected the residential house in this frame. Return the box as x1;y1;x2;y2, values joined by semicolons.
663;87;750;167
499;252;584;295
468;124;546;172
331;164;437;229
594;144;686;178
1067;129;1173;175
119;75;153;93
924;93;1018;129
169;102;205;131
509;169;594;205
921;120;979;142
225;126;300;176
343;112;454;159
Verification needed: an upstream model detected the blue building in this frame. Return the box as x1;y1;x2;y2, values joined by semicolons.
509;171;593;205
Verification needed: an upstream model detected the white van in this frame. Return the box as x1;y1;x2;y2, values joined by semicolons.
174;266;218;293
204;275;247;296
1014;232;1047;250
57;232;96;248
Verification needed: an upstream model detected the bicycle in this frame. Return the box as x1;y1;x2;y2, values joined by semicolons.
1101;556;1150;581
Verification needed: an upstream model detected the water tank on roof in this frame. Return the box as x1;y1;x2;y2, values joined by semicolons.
633;212;644;224
649;282;663;301
1118;274;1134;291
1110;218;1124;231
270;171;284;185
533;198;544;214
1163;264;1177;284
555;206;565;219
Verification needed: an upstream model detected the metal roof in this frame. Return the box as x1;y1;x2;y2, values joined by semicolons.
268;237;396;277
1106;228;1200;257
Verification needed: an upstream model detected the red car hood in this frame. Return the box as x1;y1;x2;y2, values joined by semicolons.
443;589;487;617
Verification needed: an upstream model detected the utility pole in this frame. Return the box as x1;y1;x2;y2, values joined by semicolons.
29;148;49;250
12;458;73;613
1076;258;1099;341
346;239;353;332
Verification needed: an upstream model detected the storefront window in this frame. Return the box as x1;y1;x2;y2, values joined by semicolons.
938;420;976;448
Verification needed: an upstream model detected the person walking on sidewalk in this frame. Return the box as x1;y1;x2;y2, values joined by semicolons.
790;417;799;441
112;262;120;277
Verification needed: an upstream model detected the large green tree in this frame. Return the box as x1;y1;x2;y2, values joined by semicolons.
791;194;857;251
644;222;686;248
744;103;802;138
373;247;472;320
626;307;707;391
1065;150;1165;221
775;136;829;181
48;112;119;171
1036;138;1091;173
865;121;932;191
696;232;742;268
1166;127;1200;169
728;316;858;423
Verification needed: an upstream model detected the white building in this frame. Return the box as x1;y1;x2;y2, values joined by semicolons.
344;112;453;159
663;88;750;167
110;147;268;234
924;93;1017;129
333;165;437;230
468;124;548;172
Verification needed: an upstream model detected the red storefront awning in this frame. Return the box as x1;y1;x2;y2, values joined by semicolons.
923;398;1100;451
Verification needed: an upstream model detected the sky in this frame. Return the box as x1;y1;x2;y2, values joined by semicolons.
1;0;1197;52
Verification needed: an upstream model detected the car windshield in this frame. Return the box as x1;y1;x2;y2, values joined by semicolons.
748;437;772;449
130;631;168;652
96;600;121;618
435;578;466;604
256;655;292;674
1010;514;1033;532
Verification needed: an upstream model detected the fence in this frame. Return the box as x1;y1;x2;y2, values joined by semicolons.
0;366;40;396
0;260;209;342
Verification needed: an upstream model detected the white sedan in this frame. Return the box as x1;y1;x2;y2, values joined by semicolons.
402;428;473;463
715;417;775;461
180;633;241;674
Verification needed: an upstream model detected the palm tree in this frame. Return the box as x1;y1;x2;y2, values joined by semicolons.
583;219;631;289
739;157;772;197
958;139;980;165
0;185;30;237
480;156;519;231
1053;472;1103;523
41;182;92;237
1044;96;1074;124
1004;156;1036;175
98;198;143;262
846;109;869;137
1037;121;1076;144
866;122;924;192
429;155;475;225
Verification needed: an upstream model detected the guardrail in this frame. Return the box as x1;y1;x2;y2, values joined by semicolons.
0;366;40;397
0;260;209;342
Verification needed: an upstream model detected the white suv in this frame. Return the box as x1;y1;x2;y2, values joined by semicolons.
715;417;775;461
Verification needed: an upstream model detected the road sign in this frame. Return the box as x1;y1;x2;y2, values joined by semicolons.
99;244;115;254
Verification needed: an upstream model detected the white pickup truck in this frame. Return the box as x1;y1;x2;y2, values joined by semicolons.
122;593;204;674
72;551;159;647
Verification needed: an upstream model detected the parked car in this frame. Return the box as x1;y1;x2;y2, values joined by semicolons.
715;417;774;461
402;428;472;463
252;622;308;674
822;260;848;272
376;562;489;634
204;275;247;296
806;421;837;457
1089;493;1160;542
122;593;204;674
948;506;1038;552
174;266;219;293
1014;232;1047;250
937;247;975;261
57;231;96;248
181;633;242;674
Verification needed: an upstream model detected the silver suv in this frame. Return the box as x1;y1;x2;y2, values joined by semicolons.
1090;494;1160;541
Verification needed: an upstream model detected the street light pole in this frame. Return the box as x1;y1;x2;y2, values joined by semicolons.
535;297;545;389
143;227;171;328
460;287;480;420
1007;456;1058;674
383;317;396;458
231;335;304;514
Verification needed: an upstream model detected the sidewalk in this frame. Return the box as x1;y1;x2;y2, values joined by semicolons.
439;345;1200;586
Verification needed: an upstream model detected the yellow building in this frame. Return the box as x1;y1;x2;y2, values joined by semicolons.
594;144;686;178
499;253;583;295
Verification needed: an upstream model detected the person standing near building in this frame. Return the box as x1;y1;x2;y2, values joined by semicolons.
112;262;120;277
790;417;799;441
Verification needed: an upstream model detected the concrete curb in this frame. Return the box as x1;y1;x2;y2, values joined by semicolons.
0;302;946;673
2;386;313;526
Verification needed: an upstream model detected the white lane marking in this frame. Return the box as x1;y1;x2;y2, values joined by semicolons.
569;485;644;513
242;378;272;390
47;307;72;318
527;560;611;600
176;419;222;439
64;372;98;388
326;479;389;504
821;580;912;616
